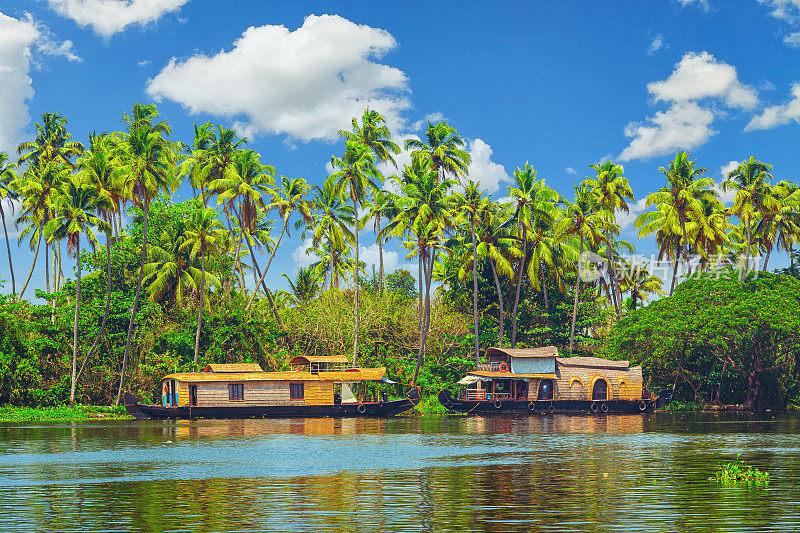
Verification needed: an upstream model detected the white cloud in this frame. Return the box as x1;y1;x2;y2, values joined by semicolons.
759;0;800;23
784;31;800;46
411;112;445;132
619;52;756;161
619;102;716;162
466;139;510;194
358;243;399;274
147;14;410;142
745;82;800;130
291;237;316;268
615;198;649;234
677;0;710;10
714;161;740;205
565;167;577;175
0;13;39;155
137;59;150;67
0;197;23;240
47;0;188;38
647;34;664;55
647;52;757;110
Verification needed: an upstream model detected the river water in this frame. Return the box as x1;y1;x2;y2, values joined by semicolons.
0;413;797;532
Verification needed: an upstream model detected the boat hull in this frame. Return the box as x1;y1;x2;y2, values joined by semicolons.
437;389;673;415
124;393;418;420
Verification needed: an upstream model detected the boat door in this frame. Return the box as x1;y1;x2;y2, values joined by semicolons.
163;380;178;406
189;385;198;406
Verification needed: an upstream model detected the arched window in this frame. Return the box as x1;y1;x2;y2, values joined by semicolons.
592;378;608;401
538;379;554;400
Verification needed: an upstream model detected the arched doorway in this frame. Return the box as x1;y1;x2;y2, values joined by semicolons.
538;379;554;400
592;378;608;401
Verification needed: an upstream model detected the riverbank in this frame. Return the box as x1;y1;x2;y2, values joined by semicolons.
0;405;133;422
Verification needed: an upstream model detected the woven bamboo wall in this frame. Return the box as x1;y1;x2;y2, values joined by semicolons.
304;381;334;405
553;365;643;401
189;380;299;407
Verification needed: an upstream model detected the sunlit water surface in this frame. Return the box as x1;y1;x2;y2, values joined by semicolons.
1;413;798;532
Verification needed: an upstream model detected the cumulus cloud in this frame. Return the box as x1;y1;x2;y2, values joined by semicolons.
759;0;800;23
784;31;800;46
565;167;577;175
619;52;756;161
647;34;665;55
147;15;410;142
713;161;740;205
745;82;800;130
615;198;649;234
619;102;716;162
291;237;316;268
47;0;188;38
411;112;445;132
358;243;399;274
0;13;40;155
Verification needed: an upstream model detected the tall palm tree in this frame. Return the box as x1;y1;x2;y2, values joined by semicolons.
181;207;228;362
506;163;558;346
617;260;664;310
587;160;633;316
723;157;777;274
309;175;355;289
452;180;489;363
361;189;394;293
17;111;84;169
281;267;321;307
339;108;401;167
330;140;381;363
555;182;610;353
247;176;313;310
0;153;19;295
111;102;178;405
45;175;110;406
404;121;471;183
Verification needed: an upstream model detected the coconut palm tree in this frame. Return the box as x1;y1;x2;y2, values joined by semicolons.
617;260;664;310
0;153;19;295
586;160;633;316
181;207;228;362
404;121;471;183
309;175;355;289
452;180;489;363
339;108;401;167
17;111;84;169
45;174;110;406
111;102;178;405
722;157;777;275
361;189;394;293
329;141;381;363
505;163;559;346
555;182;611;353
246;176;313;310
281;267;321;307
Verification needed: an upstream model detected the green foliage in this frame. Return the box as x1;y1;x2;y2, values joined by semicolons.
0;404;130;421
710;455;769;485
385;269;418;299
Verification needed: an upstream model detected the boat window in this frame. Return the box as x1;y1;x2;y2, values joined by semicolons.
290;383;305;400
228;383;244;401
538;379;554;400
592;379;608;401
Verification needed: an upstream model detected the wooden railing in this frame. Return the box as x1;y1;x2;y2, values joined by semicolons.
476;362;505;372
463;390;513;400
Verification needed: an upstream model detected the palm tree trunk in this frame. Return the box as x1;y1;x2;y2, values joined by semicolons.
246;216;288;311
744;214;752;276
1;206;16;295
680;212;690;275
569;237;584;354
377;226;384;295
20;231;42;298
607;242;622;316
413;248;436;386
470;217;480;365
352;197;360;365
116;198;150;406
418;254;423;336
194;241;205;363
489;258;505;348
69;236;81;407
76;233;113;384
541;265;550;313
243;233;282;332
45;241;50;294
510;225;527;347
669;247;680;295
763;246;772;271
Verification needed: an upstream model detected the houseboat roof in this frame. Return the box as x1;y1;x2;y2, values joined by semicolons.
163;367;386;383
288;355;350;365
468;370;557;379
556;356;629;370
486;346;559;358
202;363;264;373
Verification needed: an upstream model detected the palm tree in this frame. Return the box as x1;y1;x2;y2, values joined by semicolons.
587;160;633;316
452;180;489;363
247;176;313;310
0;153;19;295
505;163;558;346
329;140;381;363
555;182;610;353
281;267;320;307
45;175;110;406
17;111;84;169
361;189;394;293
181;207;228;362
723;157;777;274
404;121;471;183
618;260;664;310
339;108;401;167
309;175;355;289
111;102;178;405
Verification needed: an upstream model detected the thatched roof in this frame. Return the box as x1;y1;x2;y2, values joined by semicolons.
164;367;386;383
556;357;629;370
203;363;263;373
289;355;350;365
485;346;559;359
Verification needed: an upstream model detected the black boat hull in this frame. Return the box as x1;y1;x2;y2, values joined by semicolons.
437;389;674;415
124;392;418;420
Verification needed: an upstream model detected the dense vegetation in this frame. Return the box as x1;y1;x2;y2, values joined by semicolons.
0;105;798;410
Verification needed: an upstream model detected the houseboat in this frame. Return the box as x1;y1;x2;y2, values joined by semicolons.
438;346;673;414
124;356;419;419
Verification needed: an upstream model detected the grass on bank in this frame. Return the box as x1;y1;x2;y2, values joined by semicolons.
0;405;132;422
710;455;769;485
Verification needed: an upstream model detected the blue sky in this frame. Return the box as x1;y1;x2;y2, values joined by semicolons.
1;0;799;298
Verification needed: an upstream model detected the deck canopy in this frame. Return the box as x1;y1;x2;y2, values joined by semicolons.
164;367;386;383
486;346;559;374
202;363;263;373
556;356;629;370
289;355;351;373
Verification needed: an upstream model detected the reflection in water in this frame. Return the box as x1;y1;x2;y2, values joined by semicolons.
1;414;799;532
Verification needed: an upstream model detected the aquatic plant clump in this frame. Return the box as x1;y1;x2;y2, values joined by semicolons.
710;455;769;484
